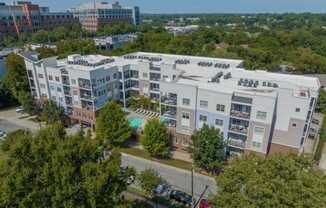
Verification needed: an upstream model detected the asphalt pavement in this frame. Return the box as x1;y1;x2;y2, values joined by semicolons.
121;153;217;199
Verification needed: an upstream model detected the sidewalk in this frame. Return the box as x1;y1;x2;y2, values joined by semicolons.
132;143;193;163
319;143;326;172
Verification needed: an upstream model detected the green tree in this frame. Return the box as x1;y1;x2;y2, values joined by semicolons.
213;154;326;208
3;53;30;102
139;96;151;110
96;101;132;147
40;100;66;124
141;119;169;158
191;124;225;172
19;92;40;115
0;125;130;207
138;169;161;194
316;90;326;114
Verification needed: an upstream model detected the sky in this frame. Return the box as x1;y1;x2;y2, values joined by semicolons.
3;0;326;13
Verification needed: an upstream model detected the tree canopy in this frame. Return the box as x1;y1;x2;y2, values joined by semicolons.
96;101;132;147
40;100;66;125
212;154;326;208
137;169;161;194
191;124;225;172
141;119;169;158
0;125;130;208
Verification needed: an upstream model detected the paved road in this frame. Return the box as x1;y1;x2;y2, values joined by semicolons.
121;153;217;199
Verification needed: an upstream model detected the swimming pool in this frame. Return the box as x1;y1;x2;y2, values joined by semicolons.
128;117;144;129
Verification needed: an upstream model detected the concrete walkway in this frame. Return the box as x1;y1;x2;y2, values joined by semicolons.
319;143;326;172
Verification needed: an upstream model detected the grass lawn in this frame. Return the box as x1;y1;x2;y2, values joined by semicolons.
119;147;193;171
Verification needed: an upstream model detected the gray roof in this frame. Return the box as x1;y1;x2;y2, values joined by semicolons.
19;51;39;62
306;74;326;87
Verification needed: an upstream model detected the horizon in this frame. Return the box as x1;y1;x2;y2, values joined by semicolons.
1;0;326;14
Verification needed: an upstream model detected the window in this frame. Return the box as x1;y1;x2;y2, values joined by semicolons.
55;76;60;82
71;79;76;85
292;123;297;127
215;119;223;126
256;111;267;120
182;98;190;106
48;75;53;80
38;73;44;78
200;100;208;108
181;112;190;127
252;141;262;148
106;76;110;81
57;87;62;92
254;126;264;135
40;83;46;88
73;90;78;95
50;86;54;91
143;73;148;78
216;104;225;112
295;108;300;112
199;115;207;122
113;73;117;79
51;96;56;101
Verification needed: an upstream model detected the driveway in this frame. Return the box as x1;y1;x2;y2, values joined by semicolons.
121;153;217;199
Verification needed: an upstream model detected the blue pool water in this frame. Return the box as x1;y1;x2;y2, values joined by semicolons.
128;117;144;129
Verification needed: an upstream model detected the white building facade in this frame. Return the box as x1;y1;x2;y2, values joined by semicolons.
20;51;320;156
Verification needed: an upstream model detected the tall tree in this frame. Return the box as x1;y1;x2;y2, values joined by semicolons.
141;119;169;158
96;101;132;147
137;169;161;194
0;125;131;207
40;100;66;125
191;124;225;173
213;154;326;208
3;53;30;103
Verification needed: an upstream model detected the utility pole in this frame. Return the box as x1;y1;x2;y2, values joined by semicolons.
193;185;209;208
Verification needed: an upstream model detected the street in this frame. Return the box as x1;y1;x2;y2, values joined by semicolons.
121;153;217;199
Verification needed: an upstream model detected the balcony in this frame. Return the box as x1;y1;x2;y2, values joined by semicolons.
161;96;177;106
228;138;246;149
230;110;250;119
229;124;248;134
162;110;176;119
161;117;176;128
150;66;161;71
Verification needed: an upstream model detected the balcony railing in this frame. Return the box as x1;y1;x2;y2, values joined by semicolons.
229;124;248;134
161;96;177;106
150;87;160;92
230;110;250;119
162;111;176;119
228;138;246;149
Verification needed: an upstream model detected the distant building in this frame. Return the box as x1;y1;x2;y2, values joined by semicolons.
94;33;138;50
0;1;78;38
165;25;199;36
20;52;320;156
70;1;140;32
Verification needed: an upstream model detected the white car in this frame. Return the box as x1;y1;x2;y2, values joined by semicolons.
0;130;7;139
15;107;24;114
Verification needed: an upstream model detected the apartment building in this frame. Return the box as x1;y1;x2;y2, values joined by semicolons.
70;1;140;32
20;51;320;156
0;1;78;38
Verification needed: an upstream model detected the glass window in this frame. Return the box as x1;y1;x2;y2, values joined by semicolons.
143;73;148;78
40;83;46;88
216;104;225;112
71;79;76;85
38;73;44;78
295;108;300;112
254;126;264;135
256;111;267;120
55;76;60;82
200;100;208;108
215;119;223;126
183;98;190;106
57;87;62;92
199;115;207;122
48;75;53;80
181;112;190;127
252;141;262;148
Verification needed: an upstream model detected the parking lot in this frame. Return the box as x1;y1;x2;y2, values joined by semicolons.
0;107;40;134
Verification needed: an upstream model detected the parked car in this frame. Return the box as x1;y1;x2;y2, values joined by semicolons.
152;183;169;197
15;107;24;114
0;130;7;139
169;190;192;207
